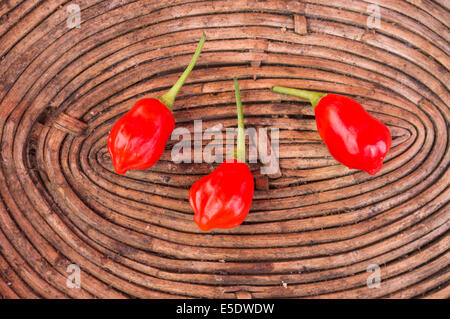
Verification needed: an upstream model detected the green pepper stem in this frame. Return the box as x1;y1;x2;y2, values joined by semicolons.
234;77;245;163
159;32;206;111
272;86;326;110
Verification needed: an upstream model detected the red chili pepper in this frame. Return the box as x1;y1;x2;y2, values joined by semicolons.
272;86;391;175
108;33;206;175
189;78;254;231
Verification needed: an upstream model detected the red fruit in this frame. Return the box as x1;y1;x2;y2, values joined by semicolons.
107;33;206;175
189;78;254;231
315;94;392;175
273;86;392;175
189;160;254;231
107;98;175;175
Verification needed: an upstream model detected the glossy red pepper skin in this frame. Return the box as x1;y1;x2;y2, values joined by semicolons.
107;98;175;175
107;33;205;175
272;86;392;175
189;78;254;231
314;94;391;175
189;159;254;231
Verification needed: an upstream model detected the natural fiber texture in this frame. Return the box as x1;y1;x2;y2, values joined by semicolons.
0;0;449;299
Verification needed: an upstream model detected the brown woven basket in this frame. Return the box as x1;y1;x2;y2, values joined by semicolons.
0;0;448;299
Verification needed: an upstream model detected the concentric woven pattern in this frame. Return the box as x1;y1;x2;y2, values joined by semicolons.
0;0;449;299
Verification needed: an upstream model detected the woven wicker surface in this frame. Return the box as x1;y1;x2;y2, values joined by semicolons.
0;0;449;298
